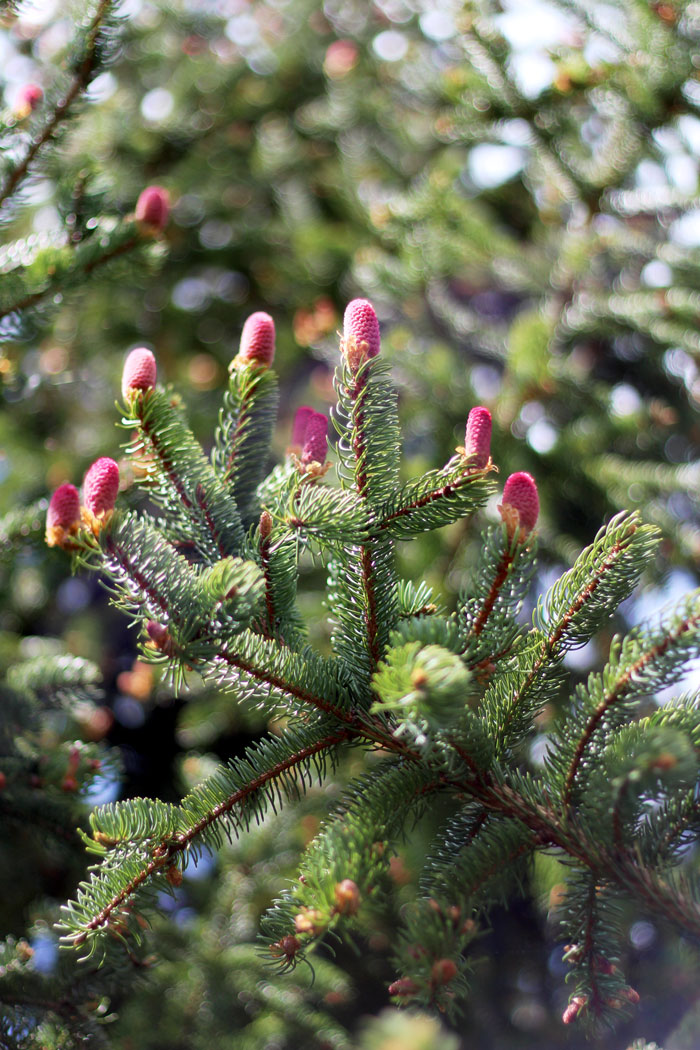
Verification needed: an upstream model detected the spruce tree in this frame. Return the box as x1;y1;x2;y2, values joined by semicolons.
3;2;700;1048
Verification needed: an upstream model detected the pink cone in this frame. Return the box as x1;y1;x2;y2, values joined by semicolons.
502;472;539;534
122;347;157;400
15;84;43;115
83;458;120;516
146;621;169;646
343;299;380;367
47;483;80;531
239;311;275;367
464;407;492;468
301;412;328;466
135;185;170;230
291;405;315;447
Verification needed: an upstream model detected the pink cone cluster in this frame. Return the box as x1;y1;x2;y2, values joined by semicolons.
122;347;157;400
135;185;170;231
46;458;120;548
501;471;539;537
237;311;276;368
464;406;492;468
342;298;381;371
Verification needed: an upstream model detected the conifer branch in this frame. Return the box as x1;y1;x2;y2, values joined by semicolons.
0;231;144;323
258;523;276;639
355;407;383;674
135;403;193;511
469;545;518;641
0;0;116;210
361;545;382;670
126;390;245;560
213;641;356;724
41;276;700;1038
65;727;351;948
213;362;278;521
563;608;700;806
496;513;657;749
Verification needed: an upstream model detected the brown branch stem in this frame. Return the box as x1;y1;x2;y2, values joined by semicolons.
377;471;481;528
470;546;517;641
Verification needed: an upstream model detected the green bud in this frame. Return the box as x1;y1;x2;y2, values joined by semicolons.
372;642;471;729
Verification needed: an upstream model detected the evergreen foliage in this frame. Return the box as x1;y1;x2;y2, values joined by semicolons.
4;1;700;1047
18;295;700;1046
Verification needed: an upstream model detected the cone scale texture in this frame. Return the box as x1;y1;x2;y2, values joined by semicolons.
83;458;120;517
239;312;276;367
342;299;380;369
502;472;539;534
122;347;157;400
464;407;492;468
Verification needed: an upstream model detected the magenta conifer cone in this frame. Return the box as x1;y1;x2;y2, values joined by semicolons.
83;458;120;516
122;347;157;400
502;472;539;534
291;405;315;447
47;483;80;530
464;406;492;467
146;621;169;646
301;412;329;466
16;83;43;115
135;185;170;230
342;299;380;369
239;312;275;366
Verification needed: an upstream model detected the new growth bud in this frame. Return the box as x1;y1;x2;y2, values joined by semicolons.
300;412;328;468
388;977;420;998
45;483;81;548
294;907;326;936
288;405;315;455
431;958;458;986
562;995;587;1024
122;347;157;401
14;83;43;118
500;471;539;539
135;185;170;231
334;879;361;916
83;458;120;518
237;311;275;367
464;406;492;468
342;298;380;371
259;510;273;540
144;617;173;651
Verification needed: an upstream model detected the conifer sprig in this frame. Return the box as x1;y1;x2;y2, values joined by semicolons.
212;347;279;525
123;387;245;560
45;292;700;1036
0;220;151;326
0;0;121;212
58;724;351;957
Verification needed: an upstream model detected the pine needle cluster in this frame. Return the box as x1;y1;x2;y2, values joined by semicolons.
35;298;700;1040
